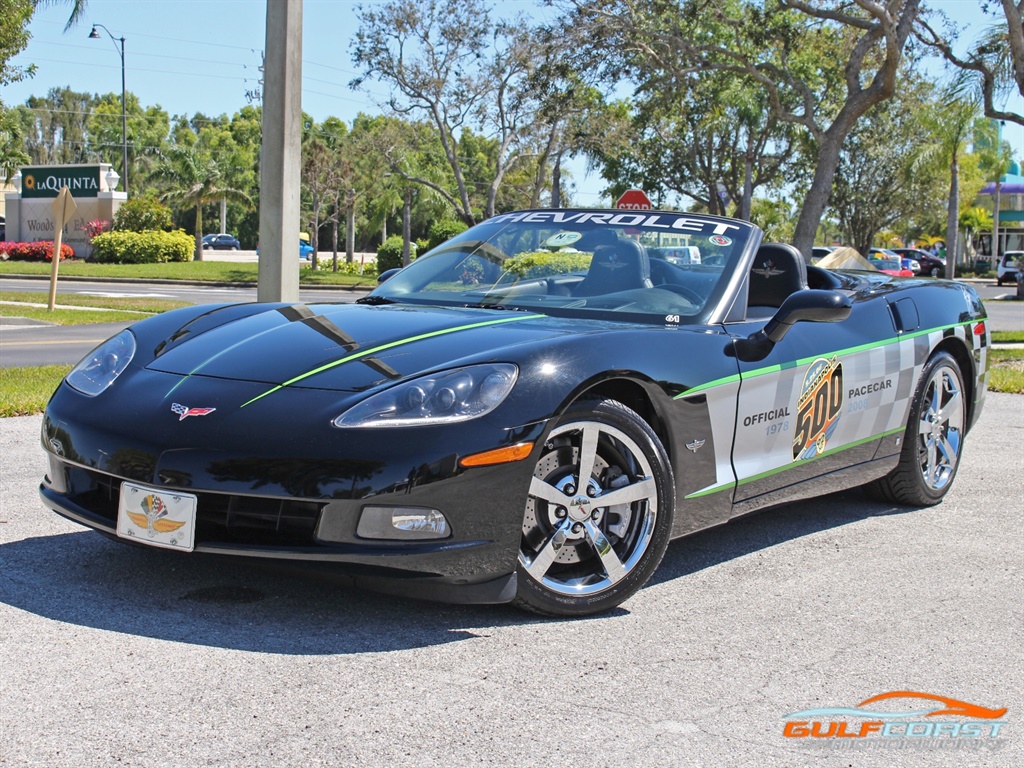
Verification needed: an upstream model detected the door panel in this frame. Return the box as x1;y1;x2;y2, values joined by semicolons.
728;300;906;505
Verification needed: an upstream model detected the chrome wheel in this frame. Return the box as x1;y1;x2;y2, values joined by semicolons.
916;363;964;491
515;399;672;615
870;352;967;507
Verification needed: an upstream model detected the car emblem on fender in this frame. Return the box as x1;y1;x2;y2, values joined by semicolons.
686;439;705;453
171;403;216;421
752;260;785;278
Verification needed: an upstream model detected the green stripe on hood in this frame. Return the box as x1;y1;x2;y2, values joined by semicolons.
241;313;543;408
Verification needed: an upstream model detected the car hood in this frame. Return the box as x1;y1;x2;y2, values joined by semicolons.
146;302;574;392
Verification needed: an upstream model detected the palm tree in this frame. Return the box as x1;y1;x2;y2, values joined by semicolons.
152;146;252;261
916;94;980;278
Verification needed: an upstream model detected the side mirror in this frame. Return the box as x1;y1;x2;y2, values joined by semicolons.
377;267;402;284
734;290;852;362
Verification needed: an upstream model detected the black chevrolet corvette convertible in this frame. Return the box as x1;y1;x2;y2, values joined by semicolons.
40;210;989;615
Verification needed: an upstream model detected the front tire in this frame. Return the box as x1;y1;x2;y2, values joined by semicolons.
870;352;966;506
515;399;674;616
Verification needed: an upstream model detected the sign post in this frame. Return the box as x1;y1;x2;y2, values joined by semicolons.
615;189;653;210
49;187;77;311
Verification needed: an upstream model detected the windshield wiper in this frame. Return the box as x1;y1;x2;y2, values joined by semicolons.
356;295;397;305
462;301;531;312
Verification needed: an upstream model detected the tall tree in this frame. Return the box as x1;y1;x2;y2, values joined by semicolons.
15;87;96;165
915;2;1024;127
558;0;923;257
151;146;252;261
600;71;800;218
352;0;547;224
830;80;943;256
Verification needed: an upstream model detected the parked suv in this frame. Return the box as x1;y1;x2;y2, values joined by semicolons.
997;251;1023;286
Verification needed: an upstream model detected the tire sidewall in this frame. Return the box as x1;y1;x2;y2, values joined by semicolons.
515;398;675;616
900;351;966;504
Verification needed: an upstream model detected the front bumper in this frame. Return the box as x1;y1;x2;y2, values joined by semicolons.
40;373;548;604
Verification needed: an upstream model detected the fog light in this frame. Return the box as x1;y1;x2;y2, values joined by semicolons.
356;506;451;540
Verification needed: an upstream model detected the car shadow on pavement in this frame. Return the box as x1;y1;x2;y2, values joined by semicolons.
1;488;908;655
651;487;915;587
0;528;583;655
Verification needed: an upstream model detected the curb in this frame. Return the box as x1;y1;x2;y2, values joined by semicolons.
0;272;375;292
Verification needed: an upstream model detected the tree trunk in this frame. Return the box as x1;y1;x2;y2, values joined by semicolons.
551;154;562;209
309;198;321;271
792;129;845;259
993;180;1002;275
740;148;753;222
402;187;412;267
194;206;204;262
332;219;339;272
944;153;959;279
346;205;356;265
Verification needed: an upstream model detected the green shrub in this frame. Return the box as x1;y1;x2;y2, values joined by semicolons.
377;235;417;273
310;259;378;277
112;196;173;232
91;229;194;264
427;220;468;251
504;250;592;279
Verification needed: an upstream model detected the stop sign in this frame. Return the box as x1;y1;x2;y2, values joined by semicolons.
615;189;653;210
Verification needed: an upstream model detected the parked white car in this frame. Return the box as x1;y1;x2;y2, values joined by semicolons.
997;251;1023;286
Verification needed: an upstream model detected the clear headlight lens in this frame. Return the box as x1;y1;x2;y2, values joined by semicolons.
334;363;517;428
65;330;136;396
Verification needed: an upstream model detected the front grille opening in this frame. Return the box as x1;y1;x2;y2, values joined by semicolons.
65;466;324;547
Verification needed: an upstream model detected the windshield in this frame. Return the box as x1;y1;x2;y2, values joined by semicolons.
368;210;759;324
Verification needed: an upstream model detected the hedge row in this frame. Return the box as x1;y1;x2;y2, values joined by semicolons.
503;251;592;279
90;229;195;264
0;241;75;262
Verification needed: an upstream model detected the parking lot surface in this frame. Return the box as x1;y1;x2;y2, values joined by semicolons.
1;394;1021;767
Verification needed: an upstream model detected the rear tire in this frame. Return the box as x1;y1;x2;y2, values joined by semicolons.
869;352;966;506
514;399;674;616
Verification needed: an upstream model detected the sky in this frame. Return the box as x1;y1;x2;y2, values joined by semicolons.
6;0;1024;205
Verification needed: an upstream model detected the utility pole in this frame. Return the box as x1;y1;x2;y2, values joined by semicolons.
258;0;302;303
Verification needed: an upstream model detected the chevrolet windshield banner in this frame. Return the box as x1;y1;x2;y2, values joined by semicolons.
21;166;102;199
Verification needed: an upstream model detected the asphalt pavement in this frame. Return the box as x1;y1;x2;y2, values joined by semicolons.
1;274;1021;368
1;393;1021;767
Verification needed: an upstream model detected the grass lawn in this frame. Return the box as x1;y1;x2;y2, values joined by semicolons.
0;291;192;325
991;330;1024;344
0;259;376;288
989;348;1024;394
0;365;72;417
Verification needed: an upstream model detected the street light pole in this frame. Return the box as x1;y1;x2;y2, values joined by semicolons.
88;23;128;195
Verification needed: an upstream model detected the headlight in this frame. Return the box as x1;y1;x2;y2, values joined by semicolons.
65;330;136;396
334;363;518;428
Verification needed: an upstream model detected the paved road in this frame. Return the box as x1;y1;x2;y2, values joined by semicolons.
1;276;1021;368
0;279;365;367
1;394;1021;767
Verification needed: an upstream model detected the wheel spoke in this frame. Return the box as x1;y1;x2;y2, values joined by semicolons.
576;424;600;488
936;386;963;428
594;477;656;508
525;519;572;581
529;476;566;507
583;519;627;584
923;438;939;485
937;434;958;467
928;377;942;418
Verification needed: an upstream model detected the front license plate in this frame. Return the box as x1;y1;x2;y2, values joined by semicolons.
117;482;197;552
